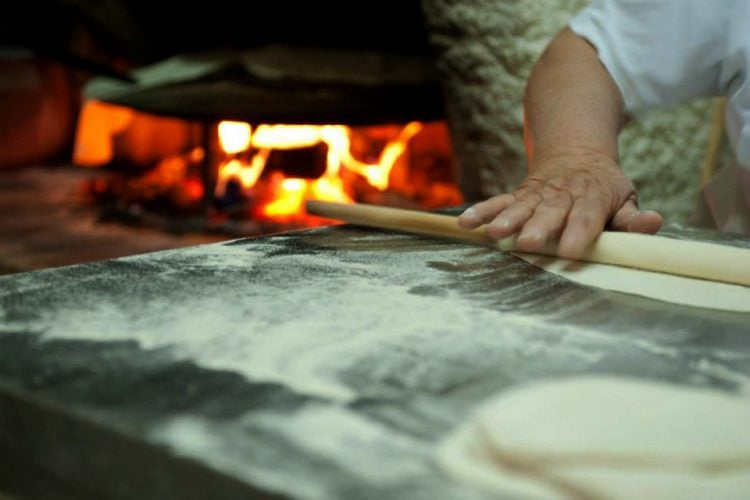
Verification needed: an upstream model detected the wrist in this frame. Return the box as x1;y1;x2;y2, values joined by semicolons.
530;144;619;173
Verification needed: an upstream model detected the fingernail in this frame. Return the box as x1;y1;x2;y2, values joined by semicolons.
519;228;541;243
495;217;511;230
460;207;477;220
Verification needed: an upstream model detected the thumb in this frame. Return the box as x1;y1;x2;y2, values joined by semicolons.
610;198;663;234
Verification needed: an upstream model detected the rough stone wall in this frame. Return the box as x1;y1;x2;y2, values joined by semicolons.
421;0;715;225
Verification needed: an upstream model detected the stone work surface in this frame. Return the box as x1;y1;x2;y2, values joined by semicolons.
1;222;749;499
422;0;715;224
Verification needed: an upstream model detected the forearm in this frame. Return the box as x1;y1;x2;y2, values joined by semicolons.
459;27;661;259
524;28;626;169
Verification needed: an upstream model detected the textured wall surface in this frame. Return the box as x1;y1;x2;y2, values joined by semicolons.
422;0;716;225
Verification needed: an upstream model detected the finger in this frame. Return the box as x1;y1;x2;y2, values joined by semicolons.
457;194;516;229
485;195;541;240
515;189;573;251
557;196;609;260
630;210;663;234
610;200;663;233
515;201;570;252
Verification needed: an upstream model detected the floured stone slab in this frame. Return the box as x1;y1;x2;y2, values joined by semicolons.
0;223;748;500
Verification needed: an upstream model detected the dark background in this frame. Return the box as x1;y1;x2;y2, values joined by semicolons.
2;1;435;75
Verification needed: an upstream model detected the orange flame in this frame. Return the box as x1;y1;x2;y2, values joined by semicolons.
72;100;448;225
73;101;133;166
339;121;422;190
215;121;422;219
218;121;252;154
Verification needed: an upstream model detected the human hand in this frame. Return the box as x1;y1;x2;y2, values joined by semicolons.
457;150;663;260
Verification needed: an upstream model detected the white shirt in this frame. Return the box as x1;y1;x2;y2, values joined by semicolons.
570;0;750;232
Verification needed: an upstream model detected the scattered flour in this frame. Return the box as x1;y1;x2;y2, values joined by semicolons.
11;238;748;402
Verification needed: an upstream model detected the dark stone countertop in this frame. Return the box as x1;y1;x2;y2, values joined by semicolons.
1;222;749;500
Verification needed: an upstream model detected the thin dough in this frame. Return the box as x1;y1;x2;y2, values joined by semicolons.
514;253;750;313
438;376;750;500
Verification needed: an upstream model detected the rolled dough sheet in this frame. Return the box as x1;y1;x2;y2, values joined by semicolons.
513;253;750;313
437;376;750;500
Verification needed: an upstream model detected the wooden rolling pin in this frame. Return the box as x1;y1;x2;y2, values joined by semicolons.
305;200;750;287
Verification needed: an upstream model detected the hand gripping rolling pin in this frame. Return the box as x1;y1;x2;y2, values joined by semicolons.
305;200;750;287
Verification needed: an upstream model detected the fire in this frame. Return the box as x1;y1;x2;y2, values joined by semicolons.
217;121;251;154
338;121;423;190
263;176;308;218
215;121;423;219
72;100;463;229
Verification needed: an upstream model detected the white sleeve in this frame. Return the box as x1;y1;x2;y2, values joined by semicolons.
569;0;731;115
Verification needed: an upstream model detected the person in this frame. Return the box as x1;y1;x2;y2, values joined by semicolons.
456;0;750;260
